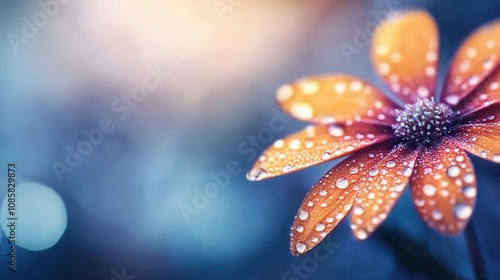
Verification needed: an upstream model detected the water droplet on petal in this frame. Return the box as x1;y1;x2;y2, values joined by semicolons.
355;230;368;240
462;186;477;198
403;167;412;177
322;152;333;160
386;161;396;168
453;203;473;220
446;166;461;177
315;223;326;231
353;206;364;215
422;184;437;196
432;210;443;220
296;242;307;253
328;124;345;137
319;190;327;196
296;226;304;233
369;169;379;176
336;178;349;189
299;210;309;220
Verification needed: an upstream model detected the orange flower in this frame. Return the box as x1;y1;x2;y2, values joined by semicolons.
247;10;500;256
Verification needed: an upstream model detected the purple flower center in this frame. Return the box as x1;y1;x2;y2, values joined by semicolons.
392;98;459;146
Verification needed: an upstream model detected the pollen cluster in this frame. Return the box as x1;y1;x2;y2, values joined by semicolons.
393;98;459;146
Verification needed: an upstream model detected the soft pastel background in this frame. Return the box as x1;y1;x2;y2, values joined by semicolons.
0;0;499;279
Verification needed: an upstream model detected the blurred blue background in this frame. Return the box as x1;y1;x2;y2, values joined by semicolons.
0;0;499;279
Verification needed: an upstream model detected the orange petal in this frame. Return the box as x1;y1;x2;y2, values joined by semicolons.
276;75;398;125
460;102;500;125
457;124;500;163
442;18;500;106
371;10;439;104
350;144;419;240
455;67;500;114
410;139;476;235
247;123;393;181
290;141;400;256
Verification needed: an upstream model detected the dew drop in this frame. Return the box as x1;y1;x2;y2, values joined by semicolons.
462;186;477;198
315;223;326;231
386;161;396;168
493;154;500;163
403;167;412;177
446;95;460;105
446;165;461;177
296;242;307;253
353;206;364;215
453;203;473;220
289;139;302;150
394;183;405;192
322;152;333;160
422;184;437;196
432;210;443;220
273;139;285;148
463;173;475;184
356;230;368;240
283;165;297;173
247;168;267;181
336;178;349;189
298;210;309;220
328;124;345;137
350;167;359;174
296;225;304;233
369;169;379;176
319;190;327;196
326;217;334;223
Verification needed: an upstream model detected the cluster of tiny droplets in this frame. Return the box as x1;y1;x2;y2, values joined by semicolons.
392;98;459;146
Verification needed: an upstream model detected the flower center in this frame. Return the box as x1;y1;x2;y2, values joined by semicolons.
392;98;459;146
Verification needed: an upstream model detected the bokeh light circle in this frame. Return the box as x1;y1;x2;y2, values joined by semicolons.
0;182;67;251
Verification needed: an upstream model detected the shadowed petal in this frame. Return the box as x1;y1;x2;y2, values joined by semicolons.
371;10;439;104
350;143;419;240
457;124;500;163
455;68;500;114
442;18;500;106
290;141;400;256
276;75;398;125
410;139;476;236
460;102;500;125
247;123;393;181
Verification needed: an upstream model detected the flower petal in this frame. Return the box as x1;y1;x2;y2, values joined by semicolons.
350;143;419;240
371;10;439;104
290;141;399;256
454;67;500;114
442;18;500;106
276;75;398;124
456;124;500;163
247;123;393;181
460;102;500;125
410;139;476;235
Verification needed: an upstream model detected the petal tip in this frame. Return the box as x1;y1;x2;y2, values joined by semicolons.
246;167;267;181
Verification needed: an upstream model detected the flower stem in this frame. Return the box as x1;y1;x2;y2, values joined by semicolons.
465;220;487;280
